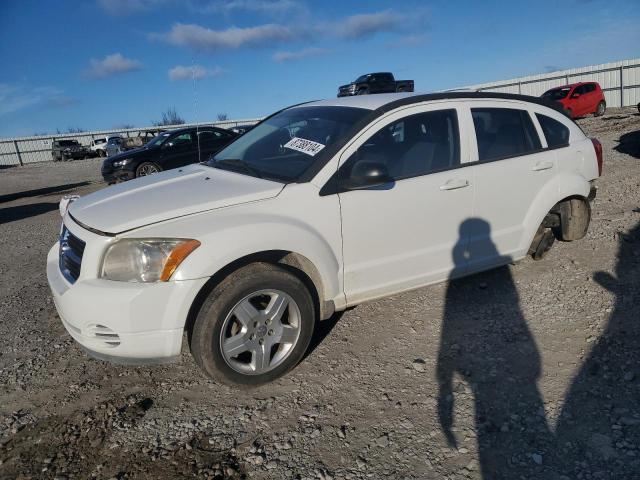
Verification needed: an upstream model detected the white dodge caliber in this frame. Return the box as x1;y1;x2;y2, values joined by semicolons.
47;92;602;386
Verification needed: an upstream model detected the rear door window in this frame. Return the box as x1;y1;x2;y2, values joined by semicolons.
536;114;570;148
471;108;542;161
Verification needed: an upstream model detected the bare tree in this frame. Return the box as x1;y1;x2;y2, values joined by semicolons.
153;107;185;126
217;113;228;121
57;127;86;134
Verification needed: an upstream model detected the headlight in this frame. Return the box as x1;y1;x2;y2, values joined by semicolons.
101;239;200;282
112;158;132;167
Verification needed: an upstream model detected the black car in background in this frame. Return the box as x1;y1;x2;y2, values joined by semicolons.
101;126;238;183
52;139;90;162
337;72;414;97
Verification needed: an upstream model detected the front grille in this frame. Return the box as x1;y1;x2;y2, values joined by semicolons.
59;226;85;284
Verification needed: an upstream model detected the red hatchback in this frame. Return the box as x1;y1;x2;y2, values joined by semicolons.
541;82;606;118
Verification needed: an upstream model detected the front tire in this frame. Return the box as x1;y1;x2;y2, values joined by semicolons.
98;150;106;158
595;101;606;117
135;161;162;177
190;263;316;387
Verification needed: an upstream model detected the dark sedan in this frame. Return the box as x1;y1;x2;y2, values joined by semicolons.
101;126;238;183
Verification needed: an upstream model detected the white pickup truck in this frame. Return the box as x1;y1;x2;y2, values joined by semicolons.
47;92;602;386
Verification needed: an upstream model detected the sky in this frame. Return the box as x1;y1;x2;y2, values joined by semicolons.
0;0;639;137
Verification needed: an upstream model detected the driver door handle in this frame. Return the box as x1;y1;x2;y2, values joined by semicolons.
532;160;554;171
440;179;470;191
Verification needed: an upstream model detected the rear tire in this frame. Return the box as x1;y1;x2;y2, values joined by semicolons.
595;101;606;117
552;198;591;241
98;150;106;158
190;263;316;387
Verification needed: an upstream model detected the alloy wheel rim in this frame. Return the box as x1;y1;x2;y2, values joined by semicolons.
139;164;159;176
219;289;302;375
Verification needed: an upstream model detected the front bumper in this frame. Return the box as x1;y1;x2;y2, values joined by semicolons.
101;169;135;183
47;242;208;363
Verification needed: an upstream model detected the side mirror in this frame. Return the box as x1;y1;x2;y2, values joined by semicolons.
339;159;393;191
571;92;580;99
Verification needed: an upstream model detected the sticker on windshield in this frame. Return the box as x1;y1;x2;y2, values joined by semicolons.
284;137;325;156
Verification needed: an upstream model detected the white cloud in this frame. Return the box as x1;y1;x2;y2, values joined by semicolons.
191;0;301;14
154;8;428;54
98;0;301;15
158;23;297;52
85;53;142;78
330;10;406;39
273;47;329;63
0;84;78;117
168;64;226;81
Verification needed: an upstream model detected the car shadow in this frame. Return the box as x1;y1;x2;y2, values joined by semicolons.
0;181;90;204
303;311;344;360
0;202;59;225
555;220;640;477
436;218;555;478
614;130;640;159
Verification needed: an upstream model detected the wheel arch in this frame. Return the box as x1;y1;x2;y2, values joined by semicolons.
185;250;332;344
520;173;591;254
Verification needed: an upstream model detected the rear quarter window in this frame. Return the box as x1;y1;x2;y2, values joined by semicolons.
471;108;541;162
536;114;570;148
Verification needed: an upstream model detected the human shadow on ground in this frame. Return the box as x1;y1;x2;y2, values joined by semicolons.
436;218;555;478
0;202;59;225
555;220;640;478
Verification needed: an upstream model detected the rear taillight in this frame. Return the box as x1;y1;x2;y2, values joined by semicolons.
591;138;603;176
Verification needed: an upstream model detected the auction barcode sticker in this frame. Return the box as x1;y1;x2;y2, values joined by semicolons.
284;137;325;156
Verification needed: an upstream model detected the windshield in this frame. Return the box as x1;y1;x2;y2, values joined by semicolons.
355;74;370;83
58;140;78;147
208;106;369;182
542;87;570;100
146;132;172;147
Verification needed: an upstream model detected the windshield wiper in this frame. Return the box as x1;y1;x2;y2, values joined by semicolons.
214;158;264;179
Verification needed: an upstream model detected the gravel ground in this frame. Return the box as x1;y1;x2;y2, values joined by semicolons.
0;108;639;480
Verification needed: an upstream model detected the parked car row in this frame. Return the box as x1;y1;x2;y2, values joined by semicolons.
90;135;122;157
101;126;238;183
50;126;238;166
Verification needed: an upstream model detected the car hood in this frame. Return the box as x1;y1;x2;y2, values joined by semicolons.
107;145;151;160
69;163;285;234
